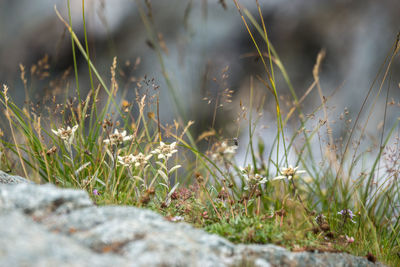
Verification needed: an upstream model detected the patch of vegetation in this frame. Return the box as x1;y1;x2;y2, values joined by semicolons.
0;1;399;266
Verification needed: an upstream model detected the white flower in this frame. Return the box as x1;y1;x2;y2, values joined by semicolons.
103;129;133;146
240;166;268;190
221;142;237;154
211;141;237;162
132;152;152;168
272;165;306;181
151;141;178;160
117;154;136;167
118;152;152;169
52;125;78;144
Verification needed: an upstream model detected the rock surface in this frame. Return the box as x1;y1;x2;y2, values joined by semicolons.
0;172;384;267
0;170;34;184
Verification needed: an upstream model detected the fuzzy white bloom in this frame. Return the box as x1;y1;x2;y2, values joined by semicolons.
132;152;153;168
220;142;237;155
103;129;133;146
118;152;152;168
211;141;237;162
117;154;136;167
151;141;178;160
272;165;306;180
240;166;268;190
52;125;78;144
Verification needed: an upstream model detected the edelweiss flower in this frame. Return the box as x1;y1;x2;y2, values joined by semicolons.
151;141;178;160
272;165;306;180
52;125;78;144
211;141;237;162
103;129;133;146
240;166;268;190
117;154;136;167
132;152;152;168
118;153;152;168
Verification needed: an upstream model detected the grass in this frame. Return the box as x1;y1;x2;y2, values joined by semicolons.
1;1;399;266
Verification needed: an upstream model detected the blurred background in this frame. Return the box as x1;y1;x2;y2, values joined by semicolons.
0;0;399;158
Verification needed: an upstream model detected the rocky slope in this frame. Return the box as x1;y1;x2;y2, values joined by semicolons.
0;171;384;267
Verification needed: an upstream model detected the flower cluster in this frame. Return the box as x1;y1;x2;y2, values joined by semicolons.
338;209;356;223
151;141;178;160
273;165;306;181
132;152;153;168
211;141;237;162
117;154;135;167
52;125;78;144
103;129;133;146
240;166;268;191
117;152;152;169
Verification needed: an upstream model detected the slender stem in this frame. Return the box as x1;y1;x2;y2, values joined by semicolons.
67;0;80;101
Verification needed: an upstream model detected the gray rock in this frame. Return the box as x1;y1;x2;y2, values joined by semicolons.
0;211;130;267
0;183;385;267
42;206;235;267
0;183;92;217
0;170;34;184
